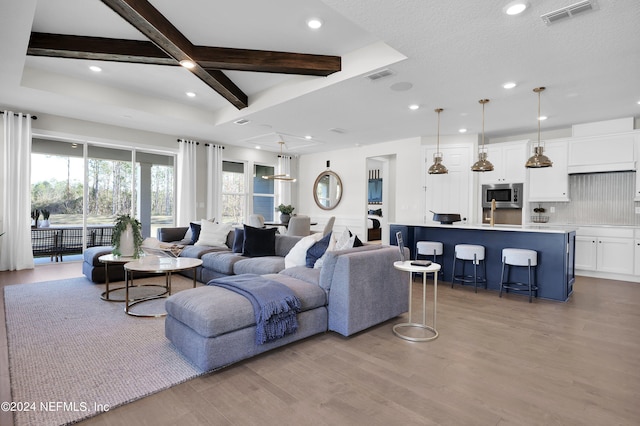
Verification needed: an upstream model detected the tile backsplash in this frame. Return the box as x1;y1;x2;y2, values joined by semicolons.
535;171;639;226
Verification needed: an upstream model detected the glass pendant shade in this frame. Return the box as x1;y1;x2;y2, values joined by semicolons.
428;108;448;174
526;87;553;168
472;99;493;172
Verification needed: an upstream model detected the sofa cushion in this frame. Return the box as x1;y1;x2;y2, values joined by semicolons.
275;234;303;257
279;266;321;286
166;274;326;338
180;244;228;259
83;246;114;266
306;232;332;268
201;251;246;275
233;256;285;276
243;225;277;257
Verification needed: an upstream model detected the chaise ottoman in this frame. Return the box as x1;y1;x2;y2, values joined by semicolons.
164;273;328;372
82;246;122;283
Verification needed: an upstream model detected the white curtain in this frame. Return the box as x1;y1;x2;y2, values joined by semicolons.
277;155;292;206
0;111;35;271
206;144;223;221
176;139;198;226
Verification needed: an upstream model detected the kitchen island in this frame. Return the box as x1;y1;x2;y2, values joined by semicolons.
390;223;576;302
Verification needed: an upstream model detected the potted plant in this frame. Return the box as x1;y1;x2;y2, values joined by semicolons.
41;209;51;227
112;214;143;258
276;204;295;224
31;209;40;228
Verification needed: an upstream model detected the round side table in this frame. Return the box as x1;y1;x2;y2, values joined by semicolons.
393;260;441;342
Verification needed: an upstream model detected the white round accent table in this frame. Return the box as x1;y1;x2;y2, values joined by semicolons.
393;260;441;342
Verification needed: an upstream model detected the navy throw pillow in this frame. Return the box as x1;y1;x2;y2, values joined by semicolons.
348;229;364;247
243;225;276;257
189;222;202;245
232;228;245;253
306;232;332;268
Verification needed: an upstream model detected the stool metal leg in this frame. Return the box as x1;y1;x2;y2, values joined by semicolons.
473;253;478;293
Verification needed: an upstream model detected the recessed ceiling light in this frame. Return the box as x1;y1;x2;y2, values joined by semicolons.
185;92;196;97
409;104;420;110
503;82;517;89
538;116;548;121
307;18;323;29
637;100;640;105
459;128;468;133
305;135;313;140
89;65;102;72
179;59;196;69
504;1;529;15
255;146;261;150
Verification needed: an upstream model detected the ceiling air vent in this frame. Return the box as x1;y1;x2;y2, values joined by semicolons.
233;118;250;125
541;0;597;25
329;127;347;134
365;68;395;82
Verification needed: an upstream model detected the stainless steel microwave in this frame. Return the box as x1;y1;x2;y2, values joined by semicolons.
482;183;523;209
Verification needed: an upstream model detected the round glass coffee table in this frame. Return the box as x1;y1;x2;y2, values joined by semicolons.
123;256;202;317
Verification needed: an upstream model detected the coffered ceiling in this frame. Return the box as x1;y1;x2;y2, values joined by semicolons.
1;0;639;154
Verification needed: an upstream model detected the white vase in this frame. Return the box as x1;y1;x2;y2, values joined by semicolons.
118;224;135;257
40;219;50;228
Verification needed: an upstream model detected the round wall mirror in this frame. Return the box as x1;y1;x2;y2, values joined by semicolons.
313;171;343;210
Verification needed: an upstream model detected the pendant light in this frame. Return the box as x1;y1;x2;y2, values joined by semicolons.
471;99;494;172
428;108;448;174
261;140;296;182
526;87;553;168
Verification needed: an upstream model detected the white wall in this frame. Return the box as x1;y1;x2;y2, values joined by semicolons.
296;137;423;243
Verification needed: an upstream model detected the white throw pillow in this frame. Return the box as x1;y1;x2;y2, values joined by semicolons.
194;220;231;247
285;233;323;268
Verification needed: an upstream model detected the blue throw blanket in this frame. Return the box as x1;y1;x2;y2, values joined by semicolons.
208;274;301;345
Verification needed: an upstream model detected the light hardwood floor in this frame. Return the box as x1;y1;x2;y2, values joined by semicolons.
1;262;639;425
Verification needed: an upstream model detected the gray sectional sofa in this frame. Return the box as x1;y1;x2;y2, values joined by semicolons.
158;226;409;372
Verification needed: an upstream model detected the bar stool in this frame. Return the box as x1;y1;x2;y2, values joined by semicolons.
499;248;538;303
451;244;486;293
416;241;443;277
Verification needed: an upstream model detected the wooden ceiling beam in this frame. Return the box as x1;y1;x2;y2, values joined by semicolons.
194;46;340;76
28;32;174;65
101;0;248;109
28;33;341;76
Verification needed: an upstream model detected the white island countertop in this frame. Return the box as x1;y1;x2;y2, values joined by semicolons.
390;222;577;234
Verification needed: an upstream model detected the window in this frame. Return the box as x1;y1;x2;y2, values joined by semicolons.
221;161;246;224
253;164;275;222
31;139;175;260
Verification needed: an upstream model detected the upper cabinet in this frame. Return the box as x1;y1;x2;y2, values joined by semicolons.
568;133;636;174
528;139;570;202
478;141;528;185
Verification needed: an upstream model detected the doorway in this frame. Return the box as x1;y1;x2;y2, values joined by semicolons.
366;155;396;244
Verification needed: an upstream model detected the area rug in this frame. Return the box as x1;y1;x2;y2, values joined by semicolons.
4;276;204;426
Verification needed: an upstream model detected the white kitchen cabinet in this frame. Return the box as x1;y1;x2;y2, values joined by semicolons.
528;139;569;202
568;132;637;174
478;141;527;184
575;227;634;275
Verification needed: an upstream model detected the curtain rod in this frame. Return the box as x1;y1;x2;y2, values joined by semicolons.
176;138;225;149
0;111;38;120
